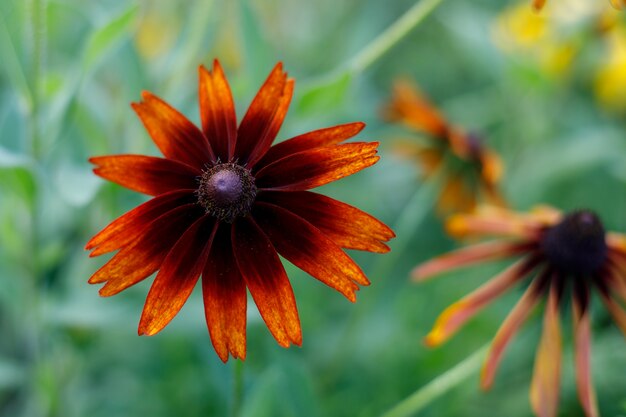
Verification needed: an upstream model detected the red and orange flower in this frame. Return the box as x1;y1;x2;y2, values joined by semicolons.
383;80;504;214
414;205;626;417
86;60;394;362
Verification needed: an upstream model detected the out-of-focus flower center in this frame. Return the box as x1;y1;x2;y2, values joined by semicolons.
541;210;608;276
197;162;257;223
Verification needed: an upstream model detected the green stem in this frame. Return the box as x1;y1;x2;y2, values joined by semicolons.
380;344;489;417
231;360;244;417
348;0;445;75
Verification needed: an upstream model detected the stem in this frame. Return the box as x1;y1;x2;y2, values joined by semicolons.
348;0;445;75
380;344;489;417
230;360;244;417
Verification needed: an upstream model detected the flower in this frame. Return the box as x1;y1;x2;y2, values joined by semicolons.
532;0;624;12
86;60;394;362
413;205;626;417
383;80;504;214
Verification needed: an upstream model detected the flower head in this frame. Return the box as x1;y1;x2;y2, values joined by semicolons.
383;80;504;214
414;205;626;417
86;60;394;362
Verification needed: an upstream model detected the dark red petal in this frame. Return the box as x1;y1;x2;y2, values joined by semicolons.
132;91;214;168
202;223;247;362
89;204;202;296
86;190;196;257
232;216;302;347
255;122;366;170
255;142;379;191
198;60;237;161
258;191;393;253
254;202;369;302
138;216;216;336
235;63;294;167
90;155;199;196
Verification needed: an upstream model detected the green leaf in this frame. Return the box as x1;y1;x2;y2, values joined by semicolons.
82;5;138;72
296;71;352;114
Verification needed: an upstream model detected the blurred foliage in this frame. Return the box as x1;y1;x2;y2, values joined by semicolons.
0;0;625;416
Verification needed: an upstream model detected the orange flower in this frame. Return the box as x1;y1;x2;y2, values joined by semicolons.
86;60;394;362
414;205;626;417
383;80;504;214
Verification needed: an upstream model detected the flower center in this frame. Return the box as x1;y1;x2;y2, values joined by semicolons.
541;210;608;276
197;162;257;223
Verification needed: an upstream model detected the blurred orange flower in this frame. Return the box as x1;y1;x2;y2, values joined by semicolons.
86;60;394;362
414;205;626;417
383;80;504;215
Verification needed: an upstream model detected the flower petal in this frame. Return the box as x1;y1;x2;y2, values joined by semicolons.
232;216;302;347
412;240;534;282
255;122;366;170
532;0;547;11
138;216;215;336
89;204;202;296
86;190;196;257
437;174;477;215
198;60;237;161
253;202;369;302
383;79;449;137
481;274;546;390
258;191;394;253
424;257;538;347
255;142;379;191
202;223;247;362
572;295;599;417
530;283;562;417
90;155;199;196
235;63;294;167
598;289;626;338
132;91;214;168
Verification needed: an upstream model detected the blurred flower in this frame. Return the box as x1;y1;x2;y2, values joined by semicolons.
383;80;504;215
533;0;625;11
86;60;394;362
594;25;626;111
492;3;577;78
414;205;626;417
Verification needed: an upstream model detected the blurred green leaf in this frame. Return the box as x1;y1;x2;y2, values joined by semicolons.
0;359;24;389
0;11;32;108
296;71;352;114
82;5;138;72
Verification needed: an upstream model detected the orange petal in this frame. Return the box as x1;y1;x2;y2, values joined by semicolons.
437;174;477;215
235;63;293;167
572;296;599;417
424;258;537;347
198;60;237;161
480;150;504;186
532;0;547;11
530;283;562;417
255;142;379;191
90;155;199;196
202;224;247;362
413;240;534;282
138;216;215;336
607;232;626;255
383;79;449;137
232;216;302;347
86;190;195;257
445;207;547;240
258;190;394;253
89;204;202;296
132;91;214;169
256;122;366;170
481;274;546;389
254;202;369;302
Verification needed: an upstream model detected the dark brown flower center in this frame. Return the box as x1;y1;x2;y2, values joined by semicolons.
197;162;257;223
541;210;608;276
